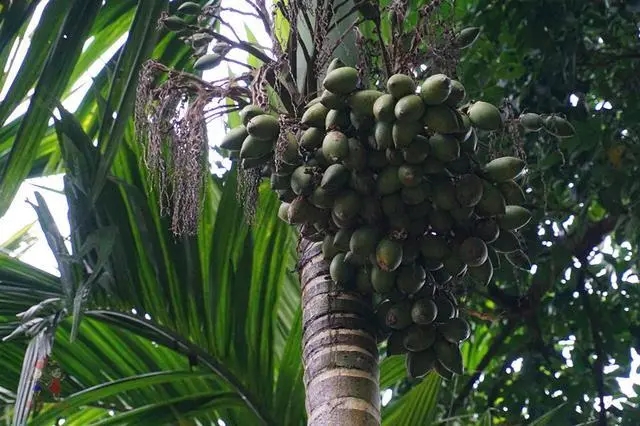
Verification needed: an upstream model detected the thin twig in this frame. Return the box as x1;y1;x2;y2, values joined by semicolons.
245;0;273;40
197;27;272;64
204;104;243;120
225;57;255;69
214;15;245;44
219;7;262;20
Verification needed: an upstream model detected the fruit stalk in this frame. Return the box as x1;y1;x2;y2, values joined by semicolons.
299;239;381;426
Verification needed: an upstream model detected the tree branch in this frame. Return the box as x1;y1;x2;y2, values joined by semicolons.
475;214;618;319
526;214;619;305
219;7;262;20
244;0;273;38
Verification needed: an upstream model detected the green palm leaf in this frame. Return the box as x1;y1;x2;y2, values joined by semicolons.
383;372;442;426
0;0;103;217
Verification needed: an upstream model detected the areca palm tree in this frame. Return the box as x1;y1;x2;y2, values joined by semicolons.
0;0;625;425
0;1;446;424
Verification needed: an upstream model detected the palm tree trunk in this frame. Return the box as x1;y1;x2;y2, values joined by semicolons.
298;238;380;426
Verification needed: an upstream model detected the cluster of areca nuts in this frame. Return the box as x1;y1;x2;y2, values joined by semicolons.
220;59;572;380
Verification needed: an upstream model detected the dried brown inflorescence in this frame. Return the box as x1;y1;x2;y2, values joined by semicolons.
135;60;250;236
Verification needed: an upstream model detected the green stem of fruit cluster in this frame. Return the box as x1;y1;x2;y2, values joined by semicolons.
298;239;381;426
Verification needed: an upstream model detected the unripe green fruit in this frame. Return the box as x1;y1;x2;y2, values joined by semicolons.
330;253;355;284
348;90;385;117
376;238;403;272
349;227;380;257
519;112;543;131
483;156;526;182
438;317;471;343
468;257;493;286
456;27;481;48
387;73;416;98
239;105;265;126
220;126;248;151
406;349;437;378
424;105;463;134
434;339;464;375
394;94;425;122
445;80;466;107
240;135;273;159
543;115;575;138
373;94;396;122
246;114;280;140
301;103;329;128
420;74;452;105
320;90;347;110
497;205;532;230
322;131;349;163
323;67;358;95
468;101;502;131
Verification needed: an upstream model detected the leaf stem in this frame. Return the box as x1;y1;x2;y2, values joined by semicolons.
197;27;273;64
85;310;276;426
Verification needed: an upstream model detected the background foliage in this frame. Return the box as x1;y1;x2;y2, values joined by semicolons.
0;0;638;424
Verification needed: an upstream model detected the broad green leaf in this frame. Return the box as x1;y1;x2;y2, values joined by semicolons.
0;222;36;254
92;392;245;426
28;370;216;425
383;372;441;426
273;1;290;51
0;0;69;124
244;24;264;68
83;310;272;424
65;2;137;89
69;226;117;341
0;1;37;58
0;253;60;291
0;0;102;218
380;356;406;389
91;0;169;201
31;192;77;307
272;308;304;426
